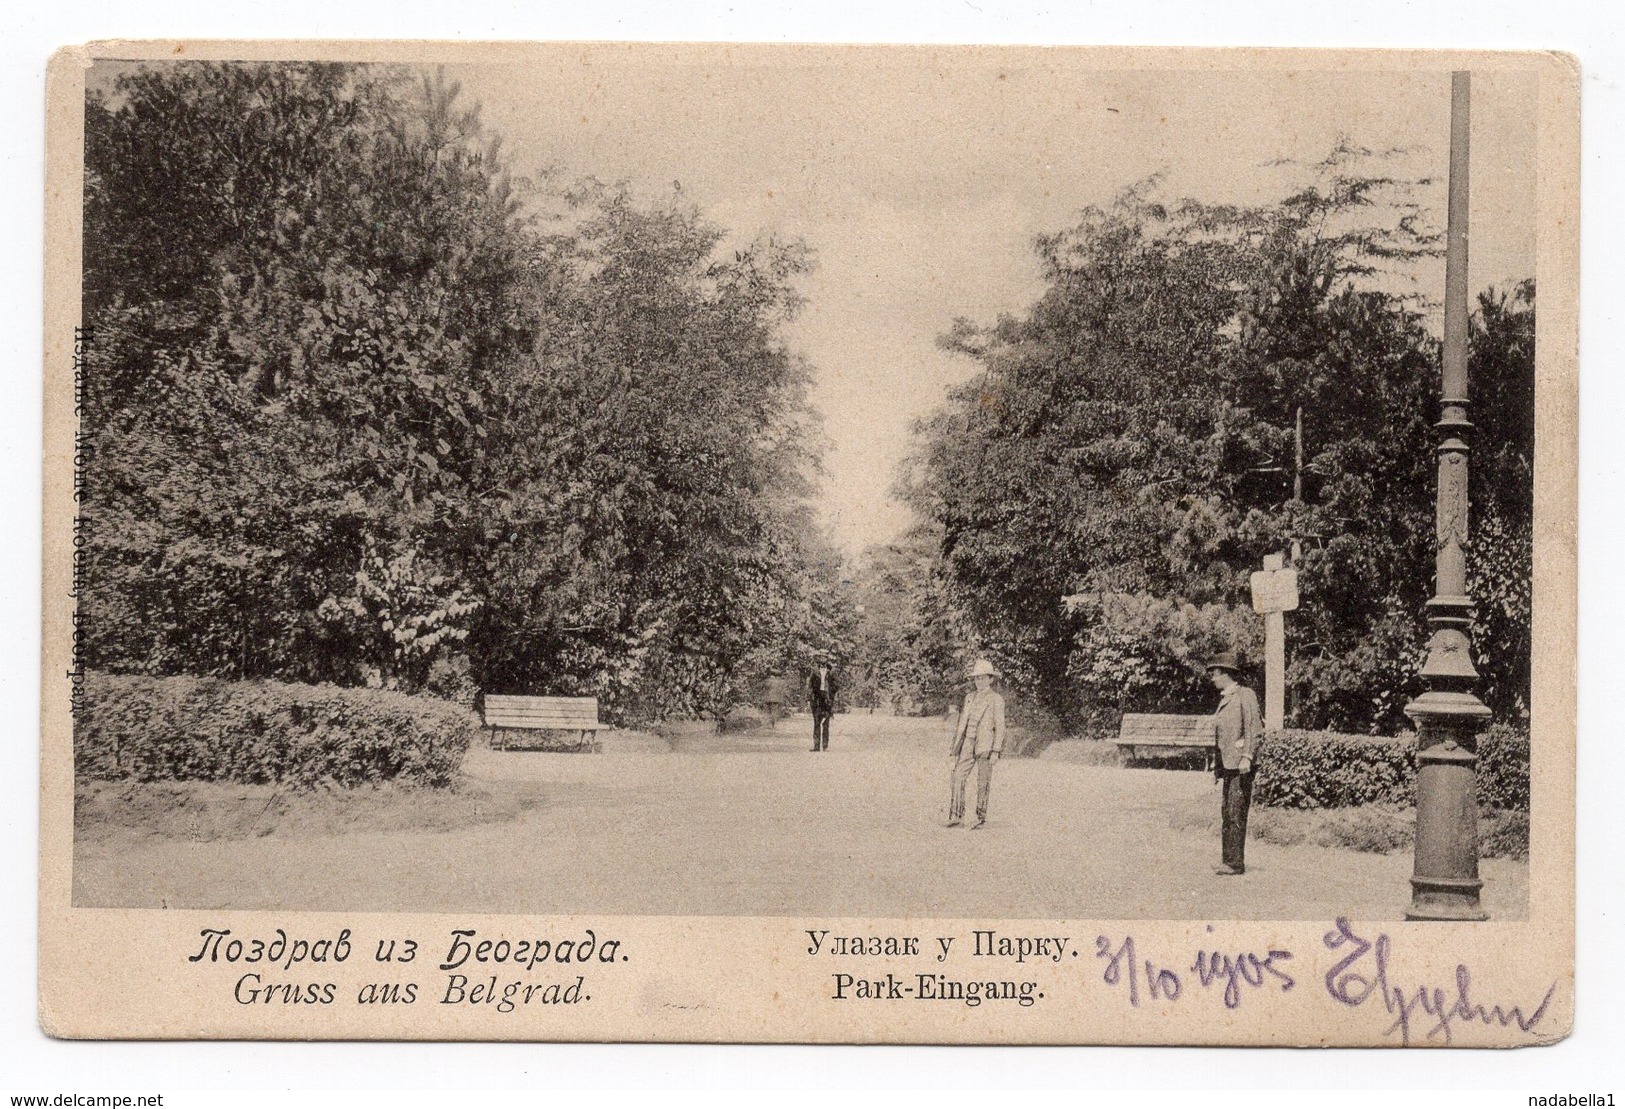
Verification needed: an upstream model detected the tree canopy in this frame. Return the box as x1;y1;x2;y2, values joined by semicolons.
81;70;1534;737
900;157;1533;734
81;62;832;721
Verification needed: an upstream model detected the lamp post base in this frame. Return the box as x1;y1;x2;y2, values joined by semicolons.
1405;689;1492;922
1406;875;1489;921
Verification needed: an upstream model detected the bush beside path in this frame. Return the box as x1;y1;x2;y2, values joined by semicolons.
73;714;1527;920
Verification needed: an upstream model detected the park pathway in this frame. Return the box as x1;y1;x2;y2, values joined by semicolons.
72;714;1528;919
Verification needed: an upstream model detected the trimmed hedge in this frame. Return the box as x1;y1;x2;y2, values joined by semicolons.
1475;723;1531;811
1253;722;1529;811
75;671;477;788
1254;731;1413;809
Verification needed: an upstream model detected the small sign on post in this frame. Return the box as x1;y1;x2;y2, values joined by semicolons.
1249;560;1299;615
1250;554;1297;732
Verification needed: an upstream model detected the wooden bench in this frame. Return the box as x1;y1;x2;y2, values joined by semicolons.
482;694;607;751
1116;713;1215;770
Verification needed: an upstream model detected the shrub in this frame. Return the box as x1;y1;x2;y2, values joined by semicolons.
1254;725;1529;811
1253;730;1416;809
1240;804;1527;859
718;705;769;734
75;671;476;788
1476;722;1531;811
1006;705;1070;758
1479;808;1530;860
425;654;480;709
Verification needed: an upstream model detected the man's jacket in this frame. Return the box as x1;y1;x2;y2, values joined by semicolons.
1213;684;1263;771
951;690;1006;759
809;671;838;715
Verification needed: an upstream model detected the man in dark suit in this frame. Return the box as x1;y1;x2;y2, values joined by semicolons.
809;663;837;751
1207;652;1263;875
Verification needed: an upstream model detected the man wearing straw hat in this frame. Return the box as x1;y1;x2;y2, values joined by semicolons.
947;659;1006;829
1206;651;1263;875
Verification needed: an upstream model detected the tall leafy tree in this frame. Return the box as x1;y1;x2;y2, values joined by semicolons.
842;528;976;714
904;152;1531;734
1466;279;1536;719
81;61;827;719
468;185;821;718
83;64;528;688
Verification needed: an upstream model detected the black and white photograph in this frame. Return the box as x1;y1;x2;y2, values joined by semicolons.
36;40;1578;1046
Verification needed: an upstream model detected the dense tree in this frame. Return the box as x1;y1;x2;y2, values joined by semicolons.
903;155;1533;734
839;528;975;715
80;61;827;720
460;184;822;718
1466;280;1536;718
84;64;515;688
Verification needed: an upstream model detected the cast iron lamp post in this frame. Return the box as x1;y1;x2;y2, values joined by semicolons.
1404;71;1493;921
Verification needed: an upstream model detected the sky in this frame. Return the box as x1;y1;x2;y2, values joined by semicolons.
111;51;1541;557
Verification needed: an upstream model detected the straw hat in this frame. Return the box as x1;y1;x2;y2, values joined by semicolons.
967;659;1000;680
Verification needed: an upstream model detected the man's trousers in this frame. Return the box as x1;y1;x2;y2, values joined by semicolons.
811;711;831;751
949;753;995;824
1218;768;1255;870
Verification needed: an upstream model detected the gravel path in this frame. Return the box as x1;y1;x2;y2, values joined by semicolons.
72;714;1528;919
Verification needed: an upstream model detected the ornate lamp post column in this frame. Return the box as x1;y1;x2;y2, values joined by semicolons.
1404;71;1492;921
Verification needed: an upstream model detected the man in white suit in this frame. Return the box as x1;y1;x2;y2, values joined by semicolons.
948;659;1006;829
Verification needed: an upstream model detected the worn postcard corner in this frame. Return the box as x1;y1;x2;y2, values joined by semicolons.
41;40;1577;1046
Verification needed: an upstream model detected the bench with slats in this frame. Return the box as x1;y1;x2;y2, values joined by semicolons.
482;694;607;751
1116;713;1215;770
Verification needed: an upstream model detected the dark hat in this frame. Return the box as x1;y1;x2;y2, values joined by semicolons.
1204;651;1241;673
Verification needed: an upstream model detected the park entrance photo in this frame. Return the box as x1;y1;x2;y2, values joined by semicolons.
65;48;1544;924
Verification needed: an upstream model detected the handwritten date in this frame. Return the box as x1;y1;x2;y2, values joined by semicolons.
1095;935;1294;1010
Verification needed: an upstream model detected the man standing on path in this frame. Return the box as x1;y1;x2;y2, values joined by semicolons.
948;659;1006;829
809;661;837;751
1207;652;1263;875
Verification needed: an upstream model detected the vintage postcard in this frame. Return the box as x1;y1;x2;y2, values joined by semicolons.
40;41;1578;1044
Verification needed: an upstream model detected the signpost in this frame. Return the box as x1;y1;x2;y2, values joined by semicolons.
1249;553;1298;733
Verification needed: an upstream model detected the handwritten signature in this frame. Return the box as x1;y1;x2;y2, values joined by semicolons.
1322;917;1557;1045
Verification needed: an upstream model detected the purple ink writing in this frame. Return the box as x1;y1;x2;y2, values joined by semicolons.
1190;947;1295;1009
1322;917;1557;1045
1095;934;1181;1007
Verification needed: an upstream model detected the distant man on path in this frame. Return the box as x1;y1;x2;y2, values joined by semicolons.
1207;652;1263;875
948;659;1006;829
809;662;838;751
